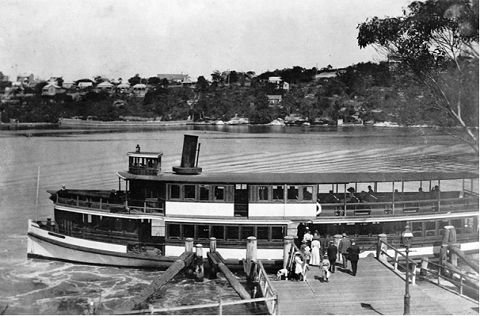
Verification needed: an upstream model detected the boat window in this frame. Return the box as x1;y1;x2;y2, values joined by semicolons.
464;217;475;234
198;225;209;239
169;224;180;239
287;185;298;200
273;185;284;201
212;226;225;240
226;226;239;240
271;227;284;240
425;221;436;237
411;221;423;237
183;224;195;238
199;185;210;201
241;226;255;240
214;186;225;201
257;227;269;240
170;184;180;199
236;184;247;190
451;218;462;235
302;186;313;201
258;186;269;201
184;185;196;200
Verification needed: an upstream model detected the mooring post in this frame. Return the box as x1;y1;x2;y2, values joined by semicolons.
195;244;204;282
440;226;451;278
376;234;387;262
185;238;194;252
210;237;217;253
246;236;257;281
283;236;294;269
445;226;458;267
208;237;218;279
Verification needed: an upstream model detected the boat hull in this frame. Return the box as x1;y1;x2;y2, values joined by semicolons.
27;221;173;268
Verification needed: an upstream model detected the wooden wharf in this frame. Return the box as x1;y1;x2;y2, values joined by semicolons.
272;255;478;315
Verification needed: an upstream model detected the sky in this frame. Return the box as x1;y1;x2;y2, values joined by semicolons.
0;0;412;83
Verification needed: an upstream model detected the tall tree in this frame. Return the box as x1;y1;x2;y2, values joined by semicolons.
358;0;479;152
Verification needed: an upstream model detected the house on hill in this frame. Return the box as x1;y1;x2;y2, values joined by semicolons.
267;95;282;107
96;81;115;92
42;83;66;96
0;72;9;82
157;74;189;85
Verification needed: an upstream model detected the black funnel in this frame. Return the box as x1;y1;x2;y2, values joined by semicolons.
172;135;202;174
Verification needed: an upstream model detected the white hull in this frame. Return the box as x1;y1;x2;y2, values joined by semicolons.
27;220;172;268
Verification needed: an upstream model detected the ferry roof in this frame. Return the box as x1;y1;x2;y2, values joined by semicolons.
117;171;478;184
127;152;163;158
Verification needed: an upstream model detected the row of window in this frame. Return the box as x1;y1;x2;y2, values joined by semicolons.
167;223;286;241
168;184;315;202
170;184;227;201
410;217;477;238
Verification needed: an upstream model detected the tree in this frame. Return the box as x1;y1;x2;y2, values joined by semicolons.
358;0;479;152
128;74;141;86
196;76;209;92
148;77;161;85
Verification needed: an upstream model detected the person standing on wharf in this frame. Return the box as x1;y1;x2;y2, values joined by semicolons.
338;233;351;269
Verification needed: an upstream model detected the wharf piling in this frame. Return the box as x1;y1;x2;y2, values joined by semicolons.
207;251;251;299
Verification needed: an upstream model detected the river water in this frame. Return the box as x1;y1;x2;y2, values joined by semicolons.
0;125;477;314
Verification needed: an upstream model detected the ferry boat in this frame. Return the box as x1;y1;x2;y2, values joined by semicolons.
27;135;479;269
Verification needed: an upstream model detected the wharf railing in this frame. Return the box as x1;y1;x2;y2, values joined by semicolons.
376;235;417;285
250;260;278;315
419;258;479;298
115;296;277;315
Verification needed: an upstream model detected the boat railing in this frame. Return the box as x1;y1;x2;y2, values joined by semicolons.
318;196;478;218
56;195;127;213
127;198;165;215
55;194;165;215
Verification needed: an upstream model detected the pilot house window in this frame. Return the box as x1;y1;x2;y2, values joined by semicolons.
200;185;210;200
170;185;180;199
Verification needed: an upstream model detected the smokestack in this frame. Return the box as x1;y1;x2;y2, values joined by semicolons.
172;135;202;175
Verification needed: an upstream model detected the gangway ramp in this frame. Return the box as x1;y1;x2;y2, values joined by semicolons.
273;255;478;315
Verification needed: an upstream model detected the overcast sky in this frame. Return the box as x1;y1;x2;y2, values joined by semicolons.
1;0;411;82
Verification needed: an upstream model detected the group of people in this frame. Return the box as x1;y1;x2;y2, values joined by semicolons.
287;226;361;282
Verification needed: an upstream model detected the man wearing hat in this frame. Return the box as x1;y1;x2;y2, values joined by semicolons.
327;240;338;273
347;241;361;276
338;233;351;269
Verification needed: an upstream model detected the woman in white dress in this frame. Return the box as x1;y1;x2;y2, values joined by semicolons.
309;238;321;266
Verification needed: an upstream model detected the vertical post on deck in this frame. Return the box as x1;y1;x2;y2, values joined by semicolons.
210;237;217;253
283;236;294;269
209;237;218;279
246;236;257;281
195;244;204;281
185;238;194;252
376;234;387;262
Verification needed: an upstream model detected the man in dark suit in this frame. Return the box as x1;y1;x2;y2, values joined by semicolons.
327;241;338;273
347;241;361;276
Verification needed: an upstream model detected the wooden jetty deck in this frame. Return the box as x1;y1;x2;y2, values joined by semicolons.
272;255;478;315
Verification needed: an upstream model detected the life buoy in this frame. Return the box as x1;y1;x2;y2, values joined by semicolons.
316;202;322;215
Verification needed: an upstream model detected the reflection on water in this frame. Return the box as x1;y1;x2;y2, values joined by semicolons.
0;126;476;314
